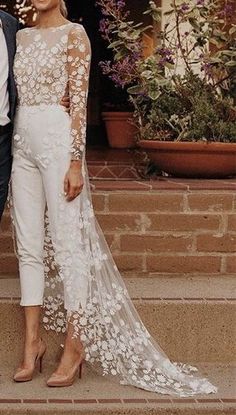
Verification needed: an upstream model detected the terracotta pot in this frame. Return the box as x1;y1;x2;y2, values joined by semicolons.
138;140;236;178
102;112;136;149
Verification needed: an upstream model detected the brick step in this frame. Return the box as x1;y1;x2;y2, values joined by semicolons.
0;363;235;414
86;147;141;180
1;181;235;276
87;161;141;180
0;277;235;365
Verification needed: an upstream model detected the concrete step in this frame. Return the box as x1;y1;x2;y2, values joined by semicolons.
0;276;235;365
0;363;235;414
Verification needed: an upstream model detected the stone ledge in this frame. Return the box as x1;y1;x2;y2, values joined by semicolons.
0;276;235;300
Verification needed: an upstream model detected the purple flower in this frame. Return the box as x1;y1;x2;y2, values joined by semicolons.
157;47;173;57
180;2;189;12
156;48;174;67
99;18;110;39
196;0;205;5
200;62;213;78
219;3;234;17
117;0;126;10
99;55;138;88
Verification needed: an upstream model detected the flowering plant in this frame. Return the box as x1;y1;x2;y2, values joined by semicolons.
97;0;236;142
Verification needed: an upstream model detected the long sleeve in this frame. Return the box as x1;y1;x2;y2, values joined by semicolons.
67;25;91;161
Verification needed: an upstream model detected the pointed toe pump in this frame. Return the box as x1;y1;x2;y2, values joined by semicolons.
46;358;84;387
13;338;47;382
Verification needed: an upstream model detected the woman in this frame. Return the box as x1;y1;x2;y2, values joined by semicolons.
11;0;218;395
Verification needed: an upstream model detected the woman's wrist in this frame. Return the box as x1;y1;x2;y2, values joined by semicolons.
70;159;82;170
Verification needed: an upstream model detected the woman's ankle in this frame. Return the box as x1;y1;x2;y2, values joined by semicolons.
25;335;41;346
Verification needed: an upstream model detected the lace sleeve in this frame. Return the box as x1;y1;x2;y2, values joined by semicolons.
67;25;91;161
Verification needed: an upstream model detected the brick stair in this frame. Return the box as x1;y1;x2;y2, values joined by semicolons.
1;173;235;277
0;277;235;414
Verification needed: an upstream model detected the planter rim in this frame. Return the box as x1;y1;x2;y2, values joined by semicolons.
102;111;133;116
102;111;133;119
138;140;236;153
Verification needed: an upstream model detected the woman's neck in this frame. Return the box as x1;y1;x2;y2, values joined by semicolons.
36;8;67;29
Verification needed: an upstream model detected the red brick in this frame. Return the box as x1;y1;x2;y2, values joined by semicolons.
172;398;196;403
146;255;221;273
104;234;120;252
120;235;193;253
91;193;106;212
187;194;234;211
98;399;121;403
108;194;184;212
0;254;18;274
220;398;236;403
92;180;150;191
226;256;236;273
96;213;140;232
197;234;236;253
74;399;97;403
23;399;47;403
48;399;72;403
228;214;236;232
148;399;172;403
0;399;21;403
113;254;144;272
123;399;147;403
147;214;220;232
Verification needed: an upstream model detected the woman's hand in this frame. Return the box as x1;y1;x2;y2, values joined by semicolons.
64;161;84;202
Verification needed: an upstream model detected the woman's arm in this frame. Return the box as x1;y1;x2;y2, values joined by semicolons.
64;25;91;202
67;25;91;162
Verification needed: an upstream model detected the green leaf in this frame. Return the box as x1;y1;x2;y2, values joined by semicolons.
164;10;174;16
226;61;236;67
188;18;200;30
229;27;236;36
127;85;143;95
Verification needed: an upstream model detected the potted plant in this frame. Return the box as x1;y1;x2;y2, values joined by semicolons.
97;0;236;178
98;0;141;149
101;100;137;149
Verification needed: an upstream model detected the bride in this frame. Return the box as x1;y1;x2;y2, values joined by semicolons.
11;0;218;396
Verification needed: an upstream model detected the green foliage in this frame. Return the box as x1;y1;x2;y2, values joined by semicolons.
97;0;236;142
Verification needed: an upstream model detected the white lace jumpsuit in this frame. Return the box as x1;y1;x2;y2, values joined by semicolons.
11;22;218;397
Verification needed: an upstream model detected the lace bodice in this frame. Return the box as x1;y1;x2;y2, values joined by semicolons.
14;23;91;161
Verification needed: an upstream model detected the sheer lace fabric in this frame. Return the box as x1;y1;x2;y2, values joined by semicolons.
14;23;91;160
12;23;218;397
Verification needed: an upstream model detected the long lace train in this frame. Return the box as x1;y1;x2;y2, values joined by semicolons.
42;161;218;397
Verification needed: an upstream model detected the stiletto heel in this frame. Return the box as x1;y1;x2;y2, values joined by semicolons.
78;361;83;379
13;338;47;382
38;350;45;374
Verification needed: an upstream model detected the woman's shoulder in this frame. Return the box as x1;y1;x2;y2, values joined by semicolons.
68;22;88;38
16;27;34;39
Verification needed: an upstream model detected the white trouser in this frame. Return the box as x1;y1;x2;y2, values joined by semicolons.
11;104;76;306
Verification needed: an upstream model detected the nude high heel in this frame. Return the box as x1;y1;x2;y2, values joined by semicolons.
13;338;47;382
46;357;85;387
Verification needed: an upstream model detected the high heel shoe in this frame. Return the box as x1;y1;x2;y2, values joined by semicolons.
13;338;47;382
46;357;85;387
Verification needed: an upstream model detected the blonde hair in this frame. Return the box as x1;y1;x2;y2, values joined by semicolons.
60;0;68;17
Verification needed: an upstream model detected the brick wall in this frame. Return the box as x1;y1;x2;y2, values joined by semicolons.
0;187;235;277
92;189;236;276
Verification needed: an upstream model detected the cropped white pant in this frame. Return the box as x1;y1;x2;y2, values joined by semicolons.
11;104;79;306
